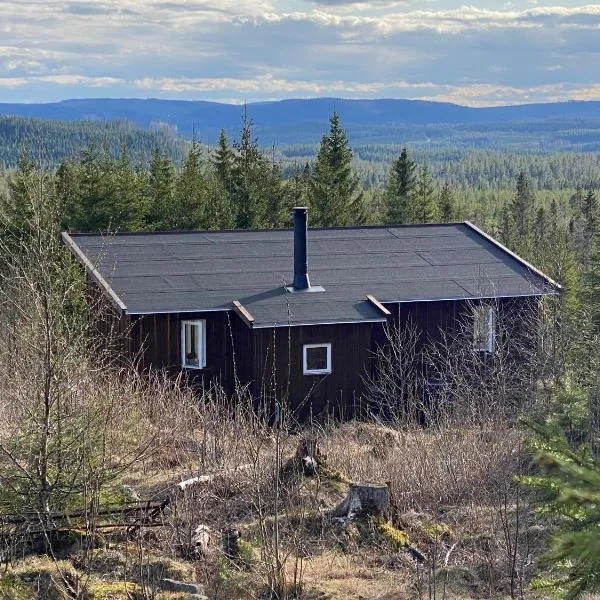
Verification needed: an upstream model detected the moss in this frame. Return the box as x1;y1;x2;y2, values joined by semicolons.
86;580;144;599
8;556;80;600
0;573;32;600
237;539;257;566
324;469;352;485
418;522;454;542
138;557;194;583
374;518;410;549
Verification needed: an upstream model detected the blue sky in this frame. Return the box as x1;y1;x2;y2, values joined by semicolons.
0;0;599;106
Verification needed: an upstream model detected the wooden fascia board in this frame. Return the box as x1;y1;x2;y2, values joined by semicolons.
61;232;127;315
464;221;562;292
366;294;392;317
232;300;255;328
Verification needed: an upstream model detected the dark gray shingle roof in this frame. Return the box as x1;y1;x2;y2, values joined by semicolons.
64;223;559;328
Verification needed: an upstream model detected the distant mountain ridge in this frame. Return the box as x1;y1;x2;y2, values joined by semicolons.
1;97;600;146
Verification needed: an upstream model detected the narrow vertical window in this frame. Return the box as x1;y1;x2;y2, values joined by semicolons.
181;320;206;368
303;343;332;375
473;305;495;352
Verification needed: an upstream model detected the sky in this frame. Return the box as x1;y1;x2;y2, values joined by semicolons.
0;0;599;106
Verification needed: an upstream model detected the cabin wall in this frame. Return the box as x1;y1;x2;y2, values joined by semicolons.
88;276;541;419
86;276;131;358
248;322;376;420
129;311;236;392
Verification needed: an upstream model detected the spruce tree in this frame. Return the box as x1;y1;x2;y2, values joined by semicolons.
438;182;455;223
5;149;37;230
511;171;535;244
412;164;438;223
520;419;600;600
213;128;235;192
146;146;175;230
386;147;416;224
231;109;268;229
174;138;206;230
309;112;365;227
114;144;143;231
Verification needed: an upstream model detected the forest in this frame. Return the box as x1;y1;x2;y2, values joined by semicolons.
0;111;599;599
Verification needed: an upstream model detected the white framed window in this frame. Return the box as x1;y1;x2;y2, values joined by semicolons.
303;343;332;375
473;305;496;352
181;320;206;369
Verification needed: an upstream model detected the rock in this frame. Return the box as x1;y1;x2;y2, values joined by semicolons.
192;524;211;556
159;578;206;596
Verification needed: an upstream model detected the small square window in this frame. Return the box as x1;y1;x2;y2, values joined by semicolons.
303;343;332;375
181;320;206;368
473;305;495;352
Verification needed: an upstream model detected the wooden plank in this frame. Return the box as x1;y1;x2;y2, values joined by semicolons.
232;300;255;328
366;294;391;316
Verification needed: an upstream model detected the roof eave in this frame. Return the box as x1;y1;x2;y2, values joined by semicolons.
61;231;128;315
464;221;562;292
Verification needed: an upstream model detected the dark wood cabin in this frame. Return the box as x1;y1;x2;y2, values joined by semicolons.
62;209;560;420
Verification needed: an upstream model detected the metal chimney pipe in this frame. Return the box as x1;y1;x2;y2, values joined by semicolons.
293;207;310;290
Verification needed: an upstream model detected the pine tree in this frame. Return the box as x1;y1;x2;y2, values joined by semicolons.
438;182;455;223
309;112;366;227
520;419;600;600
386;147;416;224
412;164;438;223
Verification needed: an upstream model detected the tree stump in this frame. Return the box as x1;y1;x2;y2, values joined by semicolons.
332;482;390;519
284;434;325;477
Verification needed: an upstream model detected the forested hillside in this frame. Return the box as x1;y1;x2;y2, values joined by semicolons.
2;97;600;148
0;116;187;168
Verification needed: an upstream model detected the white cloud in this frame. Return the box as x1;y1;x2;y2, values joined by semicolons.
0;0;598;105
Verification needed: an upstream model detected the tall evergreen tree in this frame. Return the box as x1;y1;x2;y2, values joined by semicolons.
145;146;175;230
231;109;268;229
511;170;535;244
412;164;438;223
173;138;206;230
201;173;235;231
309;112;366;227
386;147;416;224
438;182;455;223
213;128;235;193
4;149;38;230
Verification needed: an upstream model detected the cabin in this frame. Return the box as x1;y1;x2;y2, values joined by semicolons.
62;208;560;419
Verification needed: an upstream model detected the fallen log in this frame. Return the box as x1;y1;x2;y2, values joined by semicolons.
177;463;252;492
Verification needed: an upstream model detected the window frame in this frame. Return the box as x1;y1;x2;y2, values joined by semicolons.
181;319;207;369
473;305;496;353
303;343;332;375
